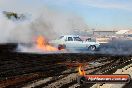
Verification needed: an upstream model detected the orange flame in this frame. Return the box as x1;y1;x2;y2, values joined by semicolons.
78;65;86;76
36;35;58;51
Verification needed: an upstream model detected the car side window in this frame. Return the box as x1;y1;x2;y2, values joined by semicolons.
68;37;73;41
74;37;82;41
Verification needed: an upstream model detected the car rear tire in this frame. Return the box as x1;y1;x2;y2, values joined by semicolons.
88;45;96;51
58;44;66;50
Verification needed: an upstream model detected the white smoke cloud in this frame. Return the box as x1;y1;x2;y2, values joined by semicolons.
98;39;132;55
30;9;88;40
0;12;16;43
0;8;88;43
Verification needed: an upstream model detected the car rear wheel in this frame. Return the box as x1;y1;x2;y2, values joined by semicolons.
88;45;96;51
58;44;66;50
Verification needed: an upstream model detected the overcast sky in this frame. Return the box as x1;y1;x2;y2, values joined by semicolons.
0;0;132;30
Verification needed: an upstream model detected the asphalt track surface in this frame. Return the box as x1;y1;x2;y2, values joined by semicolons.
0;43;132;88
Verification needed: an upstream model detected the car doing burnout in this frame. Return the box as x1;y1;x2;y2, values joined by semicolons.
50;35;100;51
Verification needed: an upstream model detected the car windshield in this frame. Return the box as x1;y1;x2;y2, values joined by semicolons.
74;37;82;41
58;36;64;39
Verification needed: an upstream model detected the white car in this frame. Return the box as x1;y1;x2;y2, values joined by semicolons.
50;35;100;51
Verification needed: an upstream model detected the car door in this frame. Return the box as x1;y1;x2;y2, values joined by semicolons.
65;37;85;49
65;37;75;48
73;37;86;49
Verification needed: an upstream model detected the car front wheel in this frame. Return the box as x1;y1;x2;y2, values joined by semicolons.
88;45;96;51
